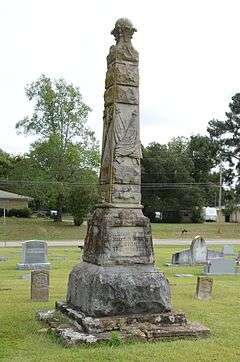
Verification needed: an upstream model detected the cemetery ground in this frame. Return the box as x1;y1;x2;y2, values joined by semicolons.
1;217;240;242
0;246;240;362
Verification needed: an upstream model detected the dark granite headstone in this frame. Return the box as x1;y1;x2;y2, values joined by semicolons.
17;240;50;270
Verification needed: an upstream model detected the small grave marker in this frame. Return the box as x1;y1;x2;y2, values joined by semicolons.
31;270;49;301
196;276;213;300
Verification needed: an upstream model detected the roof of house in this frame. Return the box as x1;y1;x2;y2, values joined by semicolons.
0;190;33;201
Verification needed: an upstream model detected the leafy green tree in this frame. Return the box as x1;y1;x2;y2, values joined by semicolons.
68;181;99;226
208;93;240;181
15;75;100;220
188;135;219;182
0;149;13;179
141;137;218;222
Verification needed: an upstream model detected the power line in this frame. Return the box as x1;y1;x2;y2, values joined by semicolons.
0;179;219;188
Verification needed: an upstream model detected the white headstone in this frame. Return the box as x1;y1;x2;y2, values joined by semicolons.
190;236;207;264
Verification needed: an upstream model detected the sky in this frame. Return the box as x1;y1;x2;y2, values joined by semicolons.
1;0;240;154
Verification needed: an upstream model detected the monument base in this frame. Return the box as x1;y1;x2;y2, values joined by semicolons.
36;302;210;346
67;262;171;316
16;262;50;270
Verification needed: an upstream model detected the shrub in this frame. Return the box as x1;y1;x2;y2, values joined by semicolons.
68;184;99;226
7;208;32;218
191;208;204;223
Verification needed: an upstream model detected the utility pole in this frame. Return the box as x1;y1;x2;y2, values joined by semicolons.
217;164;223;234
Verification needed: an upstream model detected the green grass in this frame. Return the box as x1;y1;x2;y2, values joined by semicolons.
151;222;240;240
0;245;240;361
1;217;240;241
0;217;87;241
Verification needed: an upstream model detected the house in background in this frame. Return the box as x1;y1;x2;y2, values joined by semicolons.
0;190;33;220
217;205;240;223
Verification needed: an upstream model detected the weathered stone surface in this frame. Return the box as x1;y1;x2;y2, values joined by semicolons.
83;207;153;265
101;184;141;204
190;236;207;264
107;19;138;65
104;85;139;105
38;307;210;345
196;276;213;300
56;301;187;333
172;236;223;265
67;262;171;316
17;240;50;270
99;19;141;206
37;310;55;321
105;63;139;88
172;249;191;264
31;270;49;301
49;18;211;344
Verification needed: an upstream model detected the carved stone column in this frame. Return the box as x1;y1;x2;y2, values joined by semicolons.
52;20;210;343
66;19;171;315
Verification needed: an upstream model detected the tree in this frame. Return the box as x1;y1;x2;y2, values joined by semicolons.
0;149;13;179
141;137;218;222
208;93;240;182
15;75;100;220
188;135;219;182
188;135;220;206
68;171;99;226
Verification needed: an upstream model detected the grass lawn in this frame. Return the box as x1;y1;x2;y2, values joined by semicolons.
1;217;240;241
0;245;240;361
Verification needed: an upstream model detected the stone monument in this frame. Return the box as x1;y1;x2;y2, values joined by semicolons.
65;18;170;316
17;240;50;270
31;270;49;301
196;276;213;300
38;19;210;344
172;235;223;265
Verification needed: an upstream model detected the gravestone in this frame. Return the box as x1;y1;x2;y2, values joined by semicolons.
196;276;213;300
222;244;235;256
190;235;208;263
39;18;210;344
172;235;223;265
17;240;50;270
31;270;49;301
0;256;8;262
204;259;236;275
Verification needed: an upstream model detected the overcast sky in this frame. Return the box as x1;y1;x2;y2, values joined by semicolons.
1;0;240;154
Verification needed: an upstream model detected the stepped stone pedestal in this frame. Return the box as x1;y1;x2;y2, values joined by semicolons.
37;18;210;345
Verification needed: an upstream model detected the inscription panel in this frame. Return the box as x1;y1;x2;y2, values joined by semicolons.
23;241;47;264
110;226;147;257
